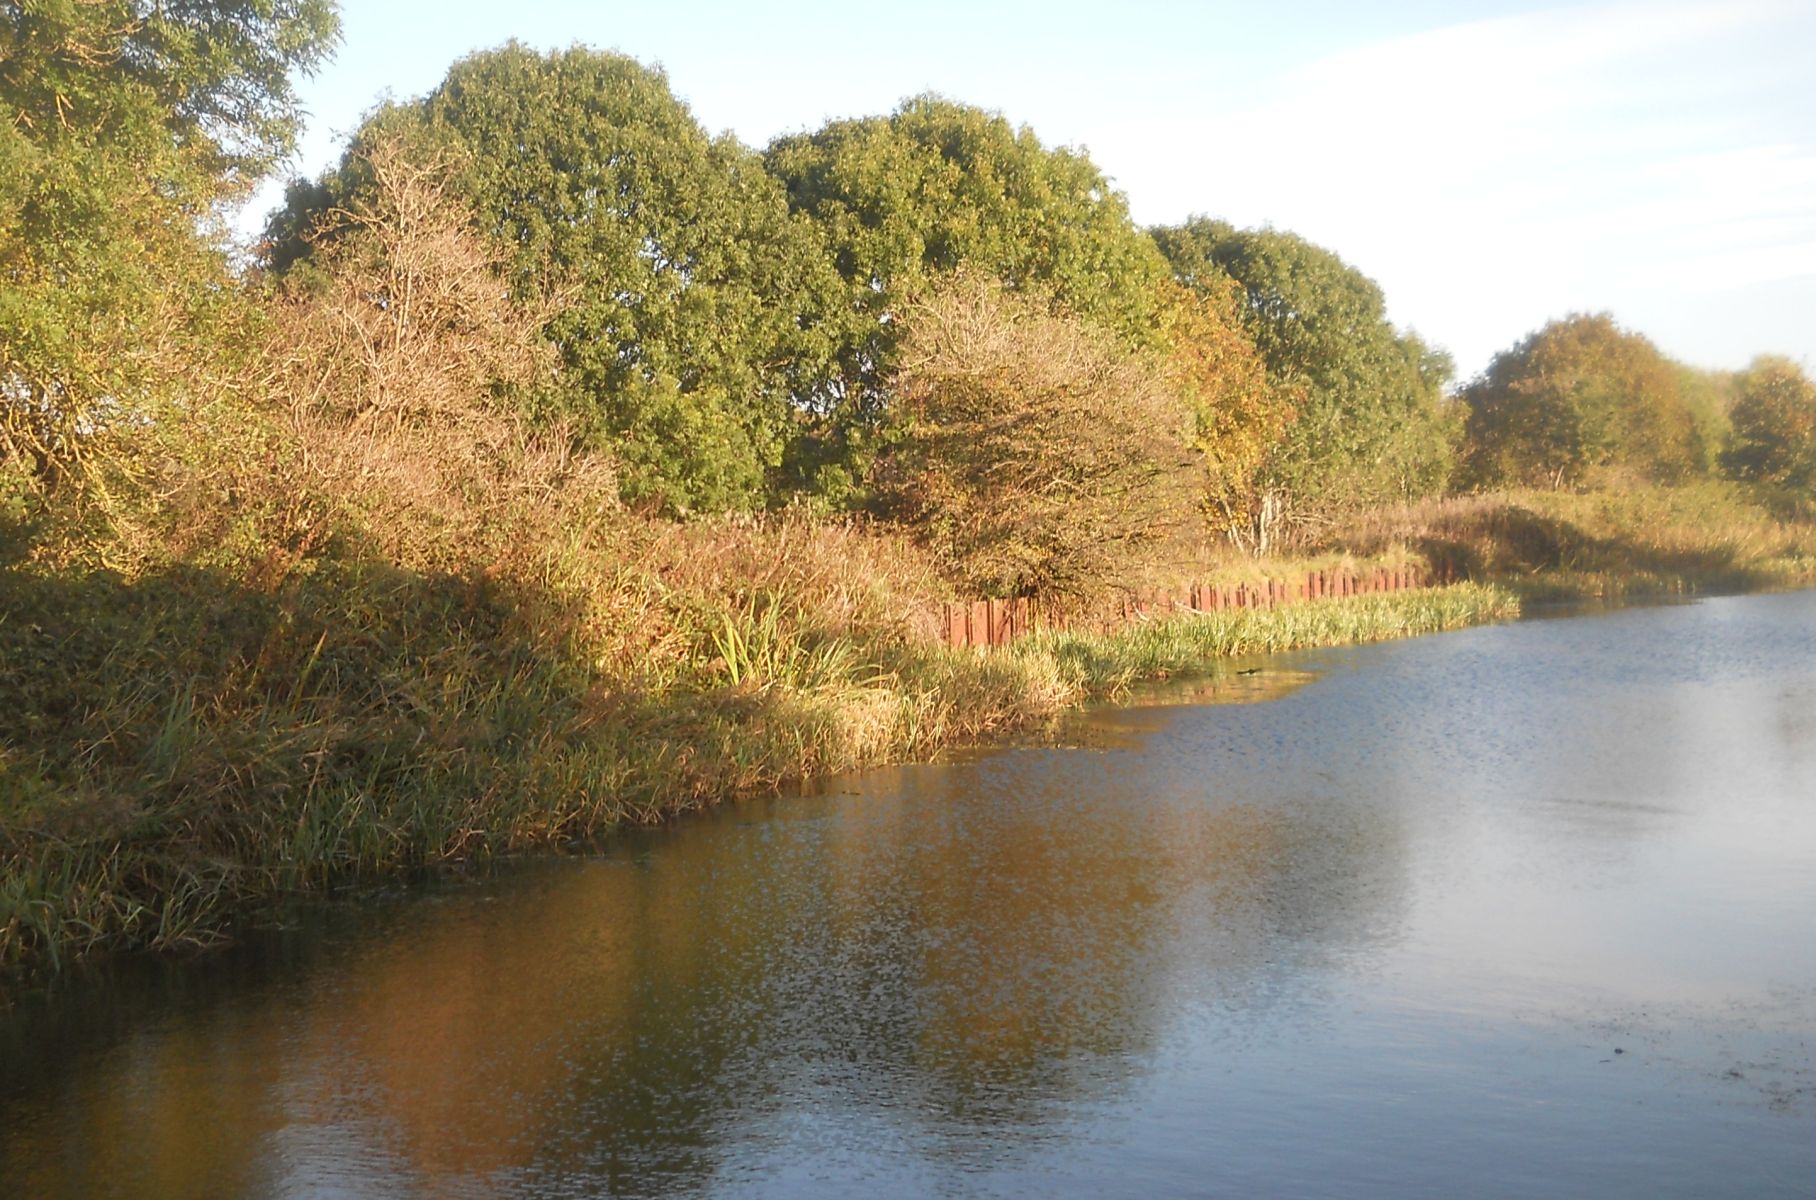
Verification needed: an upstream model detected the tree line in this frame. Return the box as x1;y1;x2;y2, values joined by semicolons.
5;12;1813;600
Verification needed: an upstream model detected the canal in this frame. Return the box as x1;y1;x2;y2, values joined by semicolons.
3;591;1813;1197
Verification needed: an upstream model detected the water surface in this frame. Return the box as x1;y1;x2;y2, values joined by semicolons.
3;592;1814;1197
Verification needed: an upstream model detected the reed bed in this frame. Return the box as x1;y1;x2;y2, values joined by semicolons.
1014;583;1518;697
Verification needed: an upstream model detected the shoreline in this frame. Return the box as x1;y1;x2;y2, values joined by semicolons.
7;477;1814;983
2;580;1515;983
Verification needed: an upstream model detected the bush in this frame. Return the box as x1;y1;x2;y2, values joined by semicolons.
874;275;1200;600
1723;356;1816;492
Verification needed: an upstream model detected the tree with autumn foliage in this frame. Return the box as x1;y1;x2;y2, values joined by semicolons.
1460;313;1702;489
1723;356;1816;492
1151;218;1455;544
1154;280;1298;553
766;96;1173;502
267;43;846;515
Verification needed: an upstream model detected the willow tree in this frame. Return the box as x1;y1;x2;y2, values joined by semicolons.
766;96;1172;501
2;0;339;494
1152;219;1454;544
270;43;846;514
1460;313;1701;489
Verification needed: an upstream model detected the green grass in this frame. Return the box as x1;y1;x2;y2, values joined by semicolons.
1013;583;1519;698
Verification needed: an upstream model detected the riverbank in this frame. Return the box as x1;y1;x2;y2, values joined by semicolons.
5;478;1812;980
1333;482;1816;601
1;516;1511;980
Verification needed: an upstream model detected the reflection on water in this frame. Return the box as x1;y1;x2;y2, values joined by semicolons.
3;592;1815;1198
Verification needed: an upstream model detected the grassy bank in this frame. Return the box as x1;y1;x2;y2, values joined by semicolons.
4;472;1805;980
1015;584;1517;696
1334;482;1816;600
0;500;1513;980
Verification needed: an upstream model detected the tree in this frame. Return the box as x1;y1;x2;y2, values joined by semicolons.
2;0;339;490
766;96;1171;500
1460;313;1700;489
1675;363;1737;476
247;134;617;578
1153;280;1297;553
873;274;1199;600
1151;218;1454;543
1723;356;1816;491
267;137;552;433
270;43;844;514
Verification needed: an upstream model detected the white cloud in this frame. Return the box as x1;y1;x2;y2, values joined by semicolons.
1112;0;1816;375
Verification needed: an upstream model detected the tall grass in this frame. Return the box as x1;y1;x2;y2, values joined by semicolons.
0;518;1518;980
1014;583;1517;697
1335;482;1816;599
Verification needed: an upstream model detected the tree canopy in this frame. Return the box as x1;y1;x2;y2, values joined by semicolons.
1152;279;1297;553
1722;356;1816;492
765;96;1171;500
1460;312;1702;489
269;42;846;514
2;0;339;488
1150;218;1454;542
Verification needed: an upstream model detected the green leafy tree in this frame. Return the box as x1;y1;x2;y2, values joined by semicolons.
1722;356;1816;491
1460;313;1700;489
1675;364;1737;476
2;0;339;490
766;96;1171;500
270;43;844;514
1151;218;1454;544
874;274;1199;599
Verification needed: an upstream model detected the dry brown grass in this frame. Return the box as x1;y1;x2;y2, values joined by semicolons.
1330;483;1816;597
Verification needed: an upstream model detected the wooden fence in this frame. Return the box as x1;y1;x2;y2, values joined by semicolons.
939;564;1445;650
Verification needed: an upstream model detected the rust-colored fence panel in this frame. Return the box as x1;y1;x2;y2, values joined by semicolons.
939;563;1444;650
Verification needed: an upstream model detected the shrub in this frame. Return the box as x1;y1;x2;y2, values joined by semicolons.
874;275;1200;600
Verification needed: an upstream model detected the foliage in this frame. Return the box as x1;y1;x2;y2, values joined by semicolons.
268;42;844;514
247;134;617;580
873;274;1200;599
1151;218;1455;546
766;95;1172;500
1459;313;1701;489
1675;364;1736;476
1153;279;1298;553
1;0;338;489
1722;356;1816;492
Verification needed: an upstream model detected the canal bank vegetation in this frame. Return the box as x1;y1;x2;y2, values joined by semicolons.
5;9;1815;976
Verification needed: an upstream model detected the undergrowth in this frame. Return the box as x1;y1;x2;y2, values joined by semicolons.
1333;482;1816;600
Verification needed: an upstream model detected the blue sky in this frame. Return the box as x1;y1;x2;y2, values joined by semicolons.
247;0;1816;380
